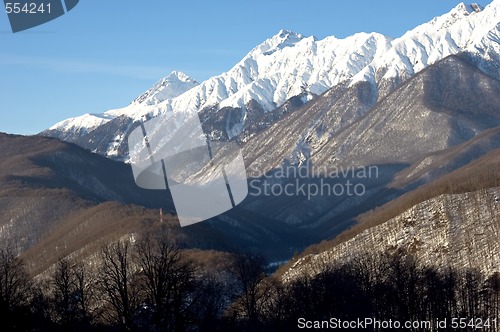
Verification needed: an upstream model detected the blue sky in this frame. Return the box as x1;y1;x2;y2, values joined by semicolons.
0;0;492;134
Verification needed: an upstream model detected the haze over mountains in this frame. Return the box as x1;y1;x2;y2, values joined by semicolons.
1;0;495;273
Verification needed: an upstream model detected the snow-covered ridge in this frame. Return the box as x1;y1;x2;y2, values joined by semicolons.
350;1;497;84
47;1;500;153
48;113;115;136
48;70;198;133
132;70;198;106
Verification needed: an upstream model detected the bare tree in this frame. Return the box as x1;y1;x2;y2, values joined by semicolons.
484;272;500;325
229;252;266;329
72;261;97;326
135;237;197;332
51;258;97;330
0;246;31;312
99;241;139;331
190;274;230;332
0;246;33;330
52;258;77;328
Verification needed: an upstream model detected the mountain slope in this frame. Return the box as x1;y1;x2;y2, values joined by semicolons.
0;134;309;273
282;148;500;281
237;54;500;232
285;186;500;281
0;133;174;260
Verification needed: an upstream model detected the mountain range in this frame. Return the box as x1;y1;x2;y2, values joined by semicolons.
4;0;497;273
43;1;500;159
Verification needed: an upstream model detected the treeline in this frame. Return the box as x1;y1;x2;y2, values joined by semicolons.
1;243;499;331
271;252;500;332
0;238;269;332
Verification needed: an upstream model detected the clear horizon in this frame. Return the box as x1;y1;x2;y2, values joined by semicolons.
0;0;493;135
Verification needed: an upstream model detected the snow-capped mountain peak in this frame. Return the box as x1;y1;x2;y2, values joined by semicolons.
250;29;307;58
48;70;198;135
350;0;497;86
132;70;198;106
412;2;482;34
450;2;482;15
